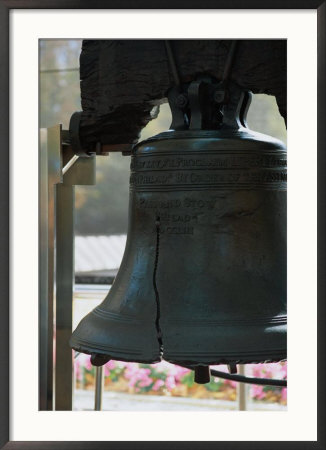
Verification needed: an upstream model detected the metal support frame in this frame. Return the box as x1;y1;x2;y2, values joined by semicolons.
55;183;75;410
39;125;95;411
237;365;247;411
39;126;62;410
94;367;104;411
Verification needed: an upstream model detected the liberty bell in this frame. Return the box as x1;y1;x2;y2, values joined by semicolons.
70;79;287;375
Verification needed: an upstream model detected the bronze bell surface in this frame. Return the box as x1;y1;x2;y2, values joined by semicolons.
70;81;287;368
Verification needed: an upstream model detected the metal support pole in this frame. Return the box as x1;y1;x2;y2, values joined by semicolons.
54;145;96;411
40;124;96;410
94;367;104;411
39;125;62;410
238;365;247;411
55;183;75;410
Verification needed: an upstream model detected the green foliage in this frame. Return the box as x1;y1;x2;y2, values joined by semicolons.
205;378;224;392
108;366;126;382
181;372;195;388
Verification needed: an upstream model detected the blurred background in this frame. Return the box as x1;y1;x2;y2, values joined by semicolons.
40;39;287;411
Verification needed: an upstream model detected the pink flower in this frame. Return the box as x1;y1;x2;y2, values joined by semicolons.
84;356;93;371
247;362;287;381
152;379;164;391
280;362;287;379
251;385;265;400
174;367;190;382
74;360;82;381
103;360;116;376
105;360;116;370
165;375;176;391
128;379;136;388
124;365;153;389
225;379;237;389
138;376;153;388
124;363;140;380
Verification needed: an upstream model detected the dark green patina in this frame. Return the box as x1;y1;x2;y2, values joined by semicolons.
70;80;287;379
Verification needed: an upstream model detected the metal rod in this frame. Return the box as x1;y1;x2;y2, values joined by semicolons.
40;68;79;74
222;40;238;82
165;41;181;87
182;365;287;387
62;155;79;175
238;365;247;411
94;366;104;411
209;368;287;387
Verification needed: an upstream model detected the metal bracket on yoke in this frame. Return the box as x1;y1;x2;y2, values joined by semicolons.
167;78;252;132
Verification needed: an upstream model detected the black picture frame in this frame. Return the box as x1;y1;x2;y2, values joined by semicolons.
1;1;325;449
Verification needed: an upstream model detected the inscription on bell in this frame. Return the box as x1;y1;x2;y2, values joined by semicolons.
160;226;194;235
130;151;287;192
160;213;196;223
139;198;217;210
131;154;287;171
130;169;287;190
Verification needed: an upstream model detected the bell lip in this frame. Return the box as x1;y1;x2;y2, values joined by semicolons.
71;342;286;366
70;336;287;366
70;340;162;365
164;354;287;367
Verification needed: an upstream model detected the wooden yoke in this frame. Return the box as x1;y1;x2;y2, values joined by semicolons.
77;40;286;154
